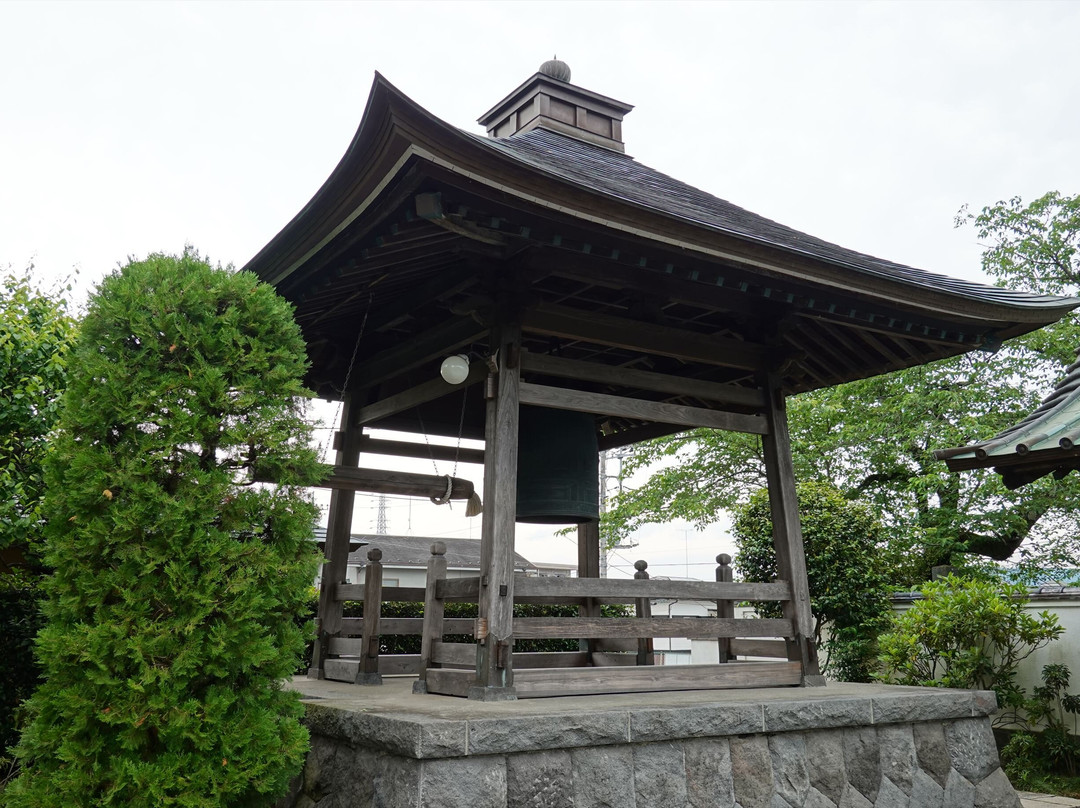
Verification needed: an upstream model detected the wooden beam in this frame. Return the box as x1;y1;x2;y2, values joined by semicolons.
303;240;470;329
513;576;791;602
520;351;766;408
597;423;687;451
318;466;475;500
511;616;793;640
432;641;479;667
336;586;426;604
342;618;477;637
527;251;748;317
377;656;423;675
519;382;768;435
729;638;789;658
357;435;484;466
521;302;770;371
350;316;486;390
435;576;483;600
354;362;487;426
812;319;885;368
508;662;804;697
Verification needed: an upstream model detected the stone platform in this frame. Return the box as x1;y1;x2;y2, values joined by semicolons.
276;675;1021;808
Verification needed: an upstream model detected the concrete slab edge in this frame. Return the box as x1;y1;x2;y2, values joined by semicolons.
298;685;996;760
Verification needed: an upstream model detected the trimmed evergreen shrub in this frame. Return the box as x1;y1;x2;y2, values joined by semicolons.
5;251;322;807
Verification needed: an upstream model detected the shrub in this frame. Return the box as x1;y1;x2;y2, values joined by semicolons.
877;574;1062;715
1001;663;1080;790
5;251;321;807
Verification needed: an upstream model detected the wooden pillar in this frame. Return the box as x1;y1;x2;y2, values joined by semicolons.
759;372;823;684
577;519;601;580
576;519;602;660
356;548;384;685
309;395;362;679
471;323;521;701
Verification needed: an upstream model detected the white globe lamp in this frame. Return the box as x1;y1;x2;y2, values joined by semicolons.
439;354;470;385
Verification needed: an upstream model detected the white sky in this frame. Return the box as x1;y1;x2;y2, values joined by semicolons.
4;0;1079;578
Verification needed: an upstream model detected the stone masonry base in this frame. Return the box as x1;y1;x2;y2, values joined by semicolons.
277;677;1020;808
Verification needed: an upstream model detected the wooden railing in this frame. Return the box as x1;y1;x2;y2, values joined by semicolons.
323;544;803;692
414;545;808;697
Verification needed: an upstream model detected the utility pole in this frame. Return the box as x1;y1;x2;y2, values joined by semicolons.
375;494;388;535
599;447;636;577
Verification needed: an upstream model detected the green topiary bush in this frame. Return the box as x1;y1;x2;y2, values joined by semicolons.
5;250;322;807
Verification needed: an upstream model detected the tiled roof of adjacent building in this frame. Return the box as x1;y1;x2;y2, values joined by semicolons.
936;349;1080;488
345;534;536;572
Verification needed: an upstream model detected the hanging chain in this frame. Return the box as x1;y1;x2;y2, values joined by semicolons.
316;292;372;462
416;362;471;507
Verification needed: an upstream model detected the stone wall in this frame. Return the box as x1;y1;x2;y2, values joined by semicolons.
275;680;1020;808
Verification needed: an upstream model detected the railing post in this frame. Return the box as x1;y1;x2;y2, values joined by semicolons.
716;553;734;663
356;548;383;685
413;542;447;694
634;559;654;666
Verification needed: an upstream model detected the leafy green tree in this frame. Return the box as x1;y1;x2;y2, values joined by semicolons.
0;270;75;766
6;251;321;808
0;269;75;571
732;482;891;682
606;192;1080;585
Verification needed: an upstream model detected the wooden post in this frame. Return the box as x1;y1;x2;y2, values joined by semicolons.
577;519;602;661
759;372;823;684
413;542;447;694
356;548;383;685
716;553;734;663
472;323;521;701
634;559;654;666
309;396;361;679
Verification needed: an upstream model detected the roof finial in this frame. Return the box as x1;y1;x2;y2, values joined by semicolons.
539;57;571;83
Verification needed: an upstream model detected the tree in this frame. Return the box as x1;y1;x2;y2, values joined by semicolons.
606;192;1080;585
0;269;75;571
732;481;891;682
0;270;75;765
6;250;322;808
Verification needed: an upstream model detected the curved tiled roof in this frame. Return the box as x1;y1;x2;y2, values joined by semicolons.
470;128;1067;312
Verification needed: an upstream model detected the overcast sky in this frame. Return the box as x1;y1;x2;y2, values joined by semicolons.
4;1;1079;577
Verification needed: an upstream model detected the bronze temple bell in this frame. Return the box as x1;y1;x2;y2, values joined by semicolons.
516;406;599;524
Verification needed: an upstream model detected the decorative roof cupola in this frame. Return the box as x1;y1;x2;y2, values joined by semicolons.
477;59;634;152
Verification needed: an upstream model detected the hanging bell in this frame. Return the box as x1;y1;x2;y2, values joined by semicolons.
516;405;599;524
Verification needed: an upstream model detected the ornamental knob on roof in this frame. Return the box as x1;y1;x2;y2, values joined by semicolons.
539;58;571;82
